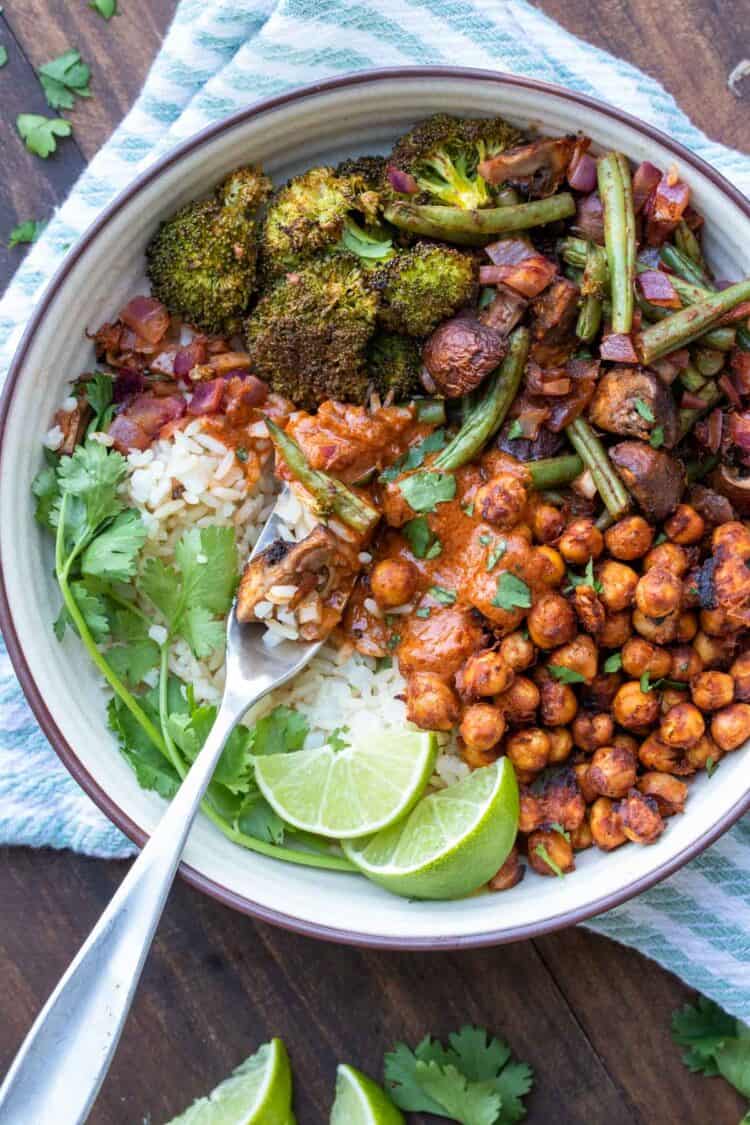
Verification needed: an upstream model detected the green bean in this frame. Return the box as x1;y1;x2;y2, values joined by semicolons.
637;279;750;363
686;454;720;484
266;421;380;536
413;398;446;425
679;363;706;392
693;347;725;377
527;454;584;490
660;243;714;290
576;242;608;342
701;326;736;352
565;416;631;519
383;195;576;246
675;219;708;269
597;153;636;333
677;380;723;440
434;327;530;470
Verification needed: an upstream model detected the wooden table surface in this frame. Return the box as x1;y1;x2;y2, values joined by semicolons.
0;2;748;1122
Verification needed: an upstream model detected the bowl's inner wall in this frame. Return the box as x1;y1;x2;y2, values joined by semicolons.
2;74;749;941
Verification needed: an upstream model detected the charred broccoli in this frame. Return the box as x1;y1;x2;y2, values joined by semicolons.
244;254;379;410
388;113;523;210
145;166;271;334
371;243;478;336
366;331;423;400
260;165;390;278
335;154;387;192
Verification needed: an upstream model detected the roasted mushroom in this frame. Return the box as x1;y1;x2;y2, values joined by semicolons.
530;277;579;366
422;317;506;398
588;367;678;447
477;136;578;197
609;441;686;522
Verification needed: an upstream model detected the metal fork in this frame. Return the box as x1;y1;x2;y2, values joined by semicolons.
0;490;324;1124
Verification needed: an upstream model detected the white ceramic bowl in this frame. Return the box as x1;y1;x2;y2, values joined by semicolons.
2;68;749;948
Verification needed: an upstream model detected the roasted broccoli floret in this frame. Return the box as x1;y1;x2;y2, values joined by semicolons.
244;254;379;410
145;165;271;334
335;154;387;192
260;165;389;278
366;331;423;400
388;113;523;209
371;243;478;337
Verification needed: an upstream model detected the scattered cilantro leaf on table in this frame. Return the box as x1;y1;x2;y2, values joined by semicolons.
17;113;72;158
0;45;7;68
38;50;91;110
415;1060;501;1125
8;219;45;248
90;0;117;18
672;996;746;1075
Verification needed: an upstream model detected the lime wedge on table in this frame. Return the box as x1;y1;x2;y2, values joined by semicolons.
254;729;437;838
165;1038;293;1125
330;1064;405;1124
343;758;519;900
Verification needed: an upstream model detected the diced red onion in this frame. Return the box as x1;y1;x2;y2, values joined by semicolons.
646;176;690;245
119;296;170;345
174;339;208;378
706;408;723;454
224;372;269;408
517;407;549;439
479;255;556;298
719;373;743;410
567;148;597;193
187;378;225;416
632;162;662;213
681;391;709;410
600;333;639;363
149;349;176;377
731;348;750;395
124;393;186;436
573;192;604;244
637;270;681;308
729;411;750;456
484;238;535;266
113;369;145;402
386;165;419;194
108;415;150;453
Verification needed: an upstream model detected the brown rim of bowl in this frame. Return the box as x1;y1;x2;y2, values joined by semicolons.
2;65;750;949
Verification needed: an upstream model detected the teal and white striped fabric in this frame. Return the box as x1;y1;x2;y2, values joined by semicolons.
1;0;749;1016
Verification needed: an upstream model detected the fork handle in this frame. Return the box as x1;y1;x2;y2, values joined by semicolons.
0;693;251;1125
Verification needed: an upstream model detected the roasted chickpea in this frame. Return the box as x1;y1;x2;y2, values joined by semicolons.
589;797;627;851
621;638;672;680
604;515;654;561
684;734;720;772
558;518;604;565
582;672;621;712
616;789;665;844
675;611;698;643
533;545;566;588
597;560;639;612
540;770;586;830
613;680;661;730
405;673;460;732
665;504;706;545
632;608;680;645
660;686;689;714
539;679;578;726
488;847;524;891
699;608;735;638
474;472;527;528
730;651;750;701
660;702;705;748
713;520;750;556
682;569;702;609
527;828;575;876
635;567;683;618
643;542;689;577
670;645;703;683
462;743;500;770
531;502;565;544
612;732;640;755
460;703;506;752
548;633;598;685
570;817;594;850
497;676;540;723
638;733;689;774
457;650;513;698
599;610;633;648
694;631;737;670
573;762;599;804
506;727;550;772
572;712;614;752
638;772;688;816
370;557;418;608
570;585;606;635
588;744;637;798
498;630;535;671
691;671;734;712
547;726;574;764
710;703;750;752
527;591;577;650
519;787;544;833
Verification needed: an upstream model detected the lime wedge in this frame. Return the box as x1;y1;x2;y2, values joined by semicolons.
254;729;437;838
343;758;519;900
330;1064;405;1124
165;1039;293;1125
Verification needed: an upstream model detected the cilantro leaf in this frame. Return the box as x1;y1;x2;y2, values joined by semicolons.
108;695;180;799
414;1060;501;1125
54;581;111;643
429;584;457;606
379;429;447;482
328;726;350;752
81;509;146;582
17;113;72;158
8;219;45;248
534;843;565;877
90;0;117;18
492;573;531;611
548;664;586;684
603;652;622;674
252;706;308;756
634;397;655;423
506;419;524;441
106;610;160;687
486;539;507;571
168;702;254;794
384;1041;455;1115
706;755;719;778
492;1061;535;1123
715;1038;750;1099
31;464;60;529
83;372;115;432
38;50;91;110
448;1026;511;1082
235;786;285;844
57;440;127;548
403;516;442;559
415;606;431;618
0;45;7;68
649;425;665;449
399;471;456;513
672;997;738;1068
566;558;602;594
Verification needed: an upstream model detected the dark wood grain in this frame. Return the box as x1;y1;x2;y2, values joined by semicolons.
1;1;748;1122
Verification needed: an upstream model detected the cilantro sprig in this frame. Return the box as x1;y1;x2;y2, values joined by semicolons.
565;558;602;594
672;995;750;1107
8;219;45;248
385;1025;534;1123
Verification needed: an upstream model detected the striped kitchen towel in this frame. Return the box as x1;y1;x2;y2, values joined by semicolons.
1;0;749;1018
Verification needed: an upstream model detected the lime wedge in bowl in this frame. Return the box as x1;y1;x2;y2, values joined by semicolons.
330;1064;405;1124
254;729;437;838
165;1038;293;1125
343;758;519;900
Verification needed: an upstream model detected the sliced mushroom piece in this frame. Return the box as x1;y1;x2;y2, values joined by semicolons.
422;317;506;398
530;277;579;367
609;441;686;522
709;465;750;517
478;136;577;198
588;367;678;447
54;397;92;455
688;483;737;526
478;284;528;337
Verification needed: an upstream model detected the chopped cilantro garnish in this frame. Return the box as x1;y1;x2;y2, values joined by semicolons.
415;606;431;619
706;756;719;778
534;843;565;878
566;558;602;594
650;425;665;449
506;419;524;441
492;572;531;611
387;633;401;650
603;652;623;674
486;538;507;571
399;470;456;513
8;219;45;248
403;516;442;560
428;585;457;606
379;429;447;482
549;822;571;842
16;113;72;158
634;397;655;423
38;50;92;110
548;664;586;684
